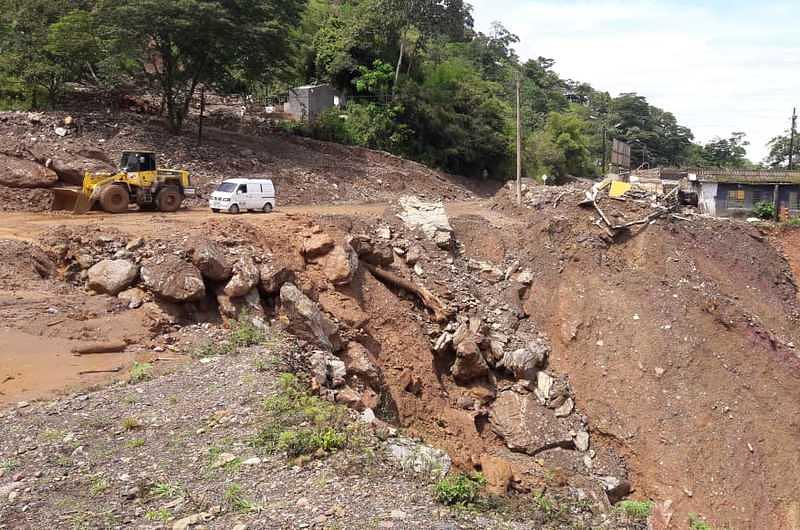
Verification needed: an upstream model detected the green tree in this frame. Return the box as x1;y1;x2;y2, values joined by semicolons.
689;132;751;168
526;110;594;181
765;131;800;169
103;0;305;130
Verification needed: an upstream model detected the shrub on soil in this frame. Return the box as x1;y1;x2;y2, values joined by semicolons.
615;499;654;520
250;373;350;459
434;473;486;506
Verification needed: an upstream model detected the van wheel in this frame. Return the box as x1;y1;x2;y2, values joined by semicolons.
99;185;129;213
262;202;273;213
229;204;240;214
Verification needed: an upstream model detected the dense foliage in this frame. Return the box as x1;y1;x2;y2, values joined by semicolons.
0;0;771;177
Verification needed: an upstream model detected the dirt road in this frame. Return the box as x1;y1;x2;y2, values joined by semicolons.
0;200;512;242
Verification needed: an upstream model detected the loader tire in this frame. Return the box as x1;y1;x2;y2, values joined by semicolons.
99;185;129;213
157;187;183;212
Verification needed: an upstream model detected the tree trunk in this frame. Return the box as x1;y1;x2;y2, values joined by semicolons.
393;30;406;97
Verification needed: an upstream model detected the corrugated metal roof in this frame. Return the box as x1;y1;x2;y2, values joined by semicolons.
694;169;800;184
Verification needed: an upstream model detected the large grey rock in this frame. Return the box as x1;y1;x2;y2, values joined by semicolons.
190;239;231;281
259;264;294;294
386;437;451;480
87;259;138;295
397;196;453;249
451;336;489;383
279;283;341;351
224;255;260;297
350;235;394;267
33;148;115;186
310;351;347;388
490;389;581;454
500;337;549;380
118;287;147;309
141;256;205;302
340;341;381;388
0;153;58;188
319;243;358;285
217;287;263;320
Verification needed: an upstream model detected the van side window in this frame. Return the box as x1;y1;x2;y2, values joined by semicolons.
237;184;247;194
247;183;261;194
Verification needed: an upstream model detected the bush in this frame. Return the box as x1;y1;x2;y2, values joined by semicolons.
129;362;152;383
615;499;654;520
250;373;350;460
434;473;486;506
753;201;776;220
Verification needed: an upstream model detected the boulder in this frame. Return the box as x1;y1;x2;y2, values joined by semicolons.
302;232;334;259
350;235;394;267
0;153;58;188
87;259;138;295
500;337;549;380
118;287;147;309
259;264;294;294
279;283;341;351
310;350;347;388
190;239;231;281
405;243;424;266
141;256;205;302
386;437;451;480
339;341;381;388
320;243;358;285
490;390;581;454
451;336;489;383
40;152;116;186
217;287;263;320
397;196;453;250
480;454;514;496
224;255;260;297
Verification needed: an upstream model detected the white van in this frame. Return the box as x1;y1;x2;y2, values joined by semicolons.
209;178;275;214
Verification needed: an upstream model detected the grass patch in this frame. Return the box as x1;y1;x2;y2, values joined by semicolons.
434;473;486;506
223;483;259;513
89;475;109;496
192;315;266;358
0;458;18;472
615;499;654;520
145;508;173;522
249;373;349;460
689;513;714;530
126;438;145;449
129;361;153;383
150;482;182;498
121;417;141;431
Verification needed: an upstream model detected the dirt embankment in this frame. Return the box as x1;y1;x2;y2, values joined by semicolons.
0;110;498;211
1;184;800;529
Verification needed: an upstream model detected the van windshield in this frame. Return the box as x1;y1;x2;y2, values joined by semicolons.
216;182;237;193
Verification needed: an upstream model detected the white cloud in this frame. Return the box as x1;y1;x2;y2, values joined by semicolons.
469;0;800;162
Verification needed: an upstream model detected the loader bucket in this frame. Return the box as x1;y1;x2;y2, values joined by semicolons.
51;188;94;214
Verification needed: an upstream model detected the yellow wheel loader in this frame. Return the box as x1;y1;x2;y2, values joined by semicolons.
51;151;195;214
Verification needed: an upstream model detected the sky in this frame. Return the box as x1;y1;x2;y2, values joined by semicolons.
468;0;800;162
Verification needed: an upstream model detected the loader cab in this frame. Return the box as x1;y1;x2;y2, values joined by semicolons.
120;151;156;173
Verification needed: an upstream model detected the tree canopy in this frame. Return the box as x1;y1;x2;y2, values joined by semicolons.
0;0;764;179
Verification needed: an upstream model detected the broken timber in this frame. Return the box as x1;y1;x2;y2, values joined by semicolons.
363;262;452;322
71;341;127;355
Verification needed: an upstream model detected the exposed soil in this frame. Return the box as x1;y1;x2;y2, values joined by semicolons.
0;109;499;212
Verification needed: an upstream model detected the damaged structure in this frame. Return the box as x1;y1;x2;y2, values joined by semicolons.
627;168;800;220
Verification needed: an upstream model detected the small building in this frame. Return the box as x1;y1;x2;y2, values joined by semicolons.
285;84;341;122
688;169;800;219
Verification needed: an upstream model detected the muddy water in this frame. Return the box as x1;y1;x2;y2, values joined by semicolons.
0;328;134;406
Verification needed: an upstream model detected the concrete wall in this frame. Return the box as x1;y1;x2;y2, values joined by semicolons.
285;85;341;122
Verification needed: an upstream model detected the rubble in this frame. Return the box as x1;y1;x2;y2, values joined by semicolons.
190;239;232;282
224;255;260;297
279;283;341;352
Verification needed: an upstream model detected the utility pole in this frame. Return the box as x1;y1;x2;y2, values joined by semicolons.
197;85;206;146
789;107;797;170
515;75;522;205
601;125;607;176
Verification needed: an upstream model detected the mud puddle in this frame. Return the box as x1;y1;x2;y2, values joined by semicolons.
0;328;139;406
